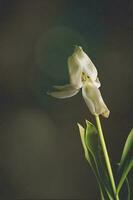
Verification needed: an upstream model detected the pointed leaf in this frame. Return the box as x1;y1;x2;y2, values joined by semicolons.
78;123;100;178
78;123;90;163
78;121;115;200
117;129;133;194
125;177;131;200
85;120;115;199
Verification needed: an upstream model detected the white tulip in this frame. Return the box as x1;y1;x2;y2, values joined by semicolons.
48;46;110;118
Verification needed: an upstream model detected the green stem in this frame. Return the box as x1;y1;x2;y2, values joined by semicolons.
95;115;119;200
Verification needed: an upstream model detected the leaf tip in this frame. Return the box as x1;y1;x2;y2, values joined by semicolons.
77;123;84;131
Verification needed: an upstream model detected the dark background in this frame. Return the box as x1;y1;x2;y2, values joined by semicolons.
0;0;133;199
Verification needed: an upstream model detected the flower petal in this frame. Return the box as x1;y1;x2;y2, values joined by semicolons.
68;55;83;89
74;46;98;82
82;80;110;118
53;84;72;90
94;77;101;88
47;84;80;99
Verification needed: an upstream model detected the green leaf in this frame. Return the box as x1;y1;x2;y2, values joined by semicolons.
85;120;115;199
125;177;131;200
78;123;101;181
117;129;133;195
78;121;115;200
78;123;91;163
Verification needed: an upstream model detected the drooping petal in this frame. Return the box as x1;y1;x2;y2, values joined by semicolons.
47;84;80;99
53;84;72;90
82;80;110;118
73;46;98;82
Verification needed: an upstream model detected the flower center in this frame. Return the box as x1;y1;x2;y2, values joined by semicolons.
82;72;89;82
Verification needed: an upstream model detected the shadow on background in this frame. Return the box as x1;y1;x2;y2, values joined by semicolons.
0;0;133;199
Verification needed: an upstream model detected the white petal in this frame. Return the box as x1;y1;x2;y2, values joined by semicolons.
53;84;72;90
74;46;98;82
68;55;82;89
47;84;80;99
82;81;110;118
94;77;101;88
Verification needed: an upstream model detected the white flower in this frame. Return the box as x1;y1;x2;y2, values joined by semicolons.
48;46;110;118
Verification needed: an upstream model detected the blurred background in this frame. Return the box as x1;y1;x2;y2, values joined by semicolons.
0;0;133;199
